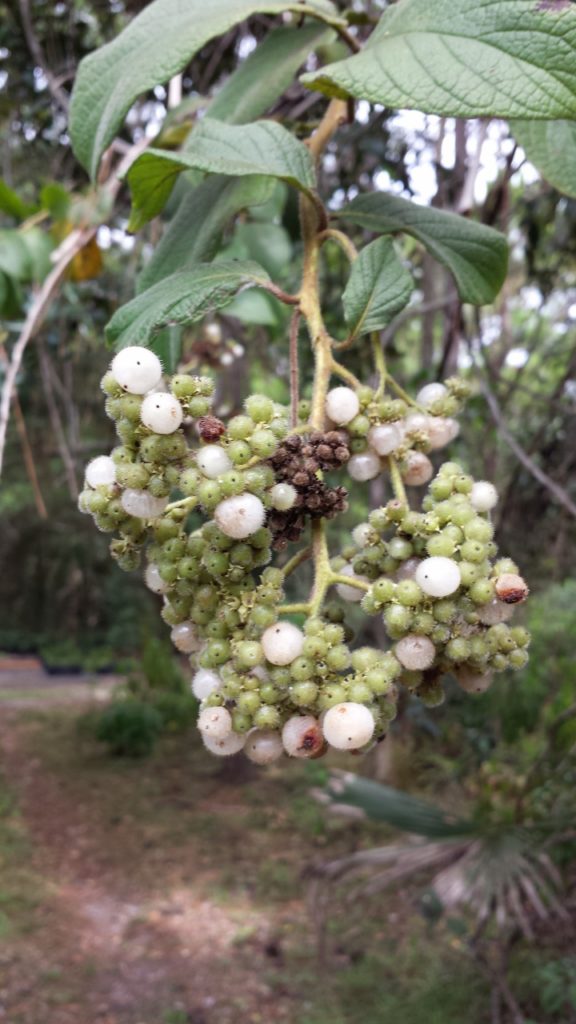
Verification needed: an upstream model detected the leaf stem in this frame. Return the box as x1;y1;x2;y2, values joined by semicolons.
318;228;359;264
388;456;408;505
289;307;301;428
281;544;312;579
371;331;387;398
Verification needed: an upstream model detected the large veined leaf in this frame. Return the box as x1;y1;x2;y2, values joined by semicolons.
137;175;274;293
206;22;332;128
69;0;341;179
106;260;271;349
302;0;576;120
339;193;508;305
343;237;413;336
326;773;475;839
512;120;576;199
126;119;317;231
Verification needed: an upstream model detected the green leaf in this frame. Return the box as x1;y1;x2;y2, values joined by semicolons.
126;119;317;232
149;326;183;375
69;0;341;179
326;774;475;839
137;175;274;293
207;22;333;127
0;180;37;222
302;0;576;119
224;288;282;326
343;237;413;336
512;120;576;198
107;260;271;349
339;193;508;305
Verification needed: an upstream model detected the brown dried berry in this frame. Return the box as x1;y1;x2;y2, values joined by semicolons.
495;573;529;605
197;415;226;442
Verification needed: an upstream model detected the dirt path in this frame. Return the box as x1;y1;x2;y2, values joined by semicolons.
0;703;320;1024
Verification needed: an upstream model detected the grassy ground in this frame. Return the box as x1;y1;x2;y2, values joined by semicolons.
0;697;572;1024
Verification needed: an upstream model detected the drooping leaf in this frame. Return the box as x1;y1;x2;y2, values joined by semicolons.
149;326;184;375
512;120;576;199
339;193;508;305
137;175;274;293
224;288;283;326
326;774;475;839
126;119;317;231
343;237;413;336
206;22;333;127
302;0;576;120
0;180;37;222
106;260;271;349
69;0;341;179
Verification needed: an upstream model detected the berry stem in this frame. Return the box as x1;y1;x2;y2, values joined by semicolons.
164;494;199;516
281;544;312;579
388;455;408;505
308;519;332;614
330;359;362;391
329;573;370;593
280;602;311;615
318;228;358;264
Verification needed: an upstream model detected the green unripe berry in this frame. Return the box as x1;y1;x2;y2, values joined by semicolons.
508;649;529;670
449;504;476;527
326;644;352;671
178;557;200;579
291;681;319;706
372;578;396;604
459;561;481;586
290;657;315;681
351;647;380;672
431;625;451;645
464;518;494;543
433;599;457;623
453;474;473;494
468;579;495;604
445;638;470;661
249;428;277;458
348;414;370;437
396;580;423;606
231;711;251;733
245;394;274;422
235;641;263;670
426;534;457;558
411;611;436;635
318;683;348;710
430;477;453;500
243;466;274;493
388;537;413;561
491;653;508;671
170;374;196;399
227;441;252;466
238;691;261;715
259;683;280;704
253;706;281;730
198;480;221;509
510;627;530;648
384;604;412;634
324;623;344;645
303;636;328;659
187;396;211;418
460;540;487;563
202;550;229;576
180;468;202;495
349;682;372;704
493;558;519;576
364;669;392;695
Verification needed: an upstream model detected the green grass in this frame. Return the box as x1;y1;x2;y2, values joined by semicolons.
0;772;42;938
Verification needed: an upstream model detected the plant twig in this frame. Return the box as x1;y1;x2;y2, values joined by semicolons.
37;339;79;500
0;341;47;518
290;306;302;429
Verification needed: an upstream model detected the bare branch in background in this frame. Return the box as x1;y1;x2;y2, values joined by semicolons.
37;339;79;500
477;365;576;520
0;344;48;519
18;0;70;113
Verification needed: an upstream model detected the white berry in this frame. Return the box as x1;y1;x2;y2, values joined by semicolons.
456;668;493;694
170;622;199;654
197;706;231;740
140;392;183;434
426;417;460;450
402;451;433;486
270;483;297;511
348;451;380;482
197;445;232;479
395;634;436;670
395;557;422;582
470;481;499;512
368;422;404;456
261;622;304;666
282;716;323;758
416;382;447;408
477;598;514;625
111;346;162;394
244;729;284;765
322;702;375;750
192;669;221;701
85;455;116;488
404;412;429;434
214;493;265;539
202;731;246;756
352;523;373;547
144;562;168;595
335;564;369;603
415;556;461;597
325;386;360;425
121;489;167;519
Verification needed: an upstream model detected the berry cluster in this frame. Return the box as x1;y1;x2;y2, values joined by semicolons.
79;346;530;764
